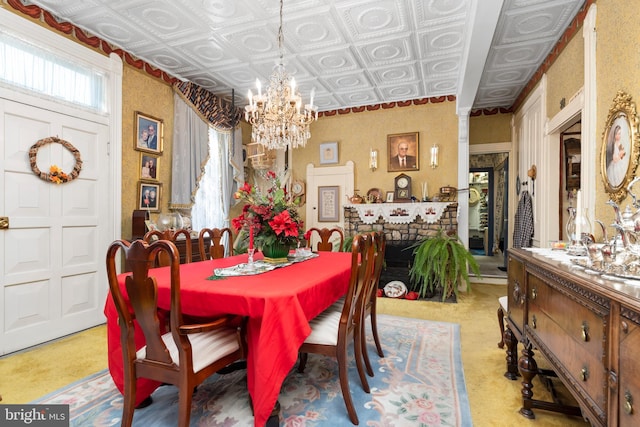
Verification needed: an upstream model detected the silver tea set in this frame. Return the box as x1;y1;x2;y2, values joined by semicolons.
576;176;640;278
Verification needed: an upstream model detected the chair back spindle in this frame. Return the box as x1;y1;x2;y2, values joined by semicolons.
198;227;234;260
306;227;344;252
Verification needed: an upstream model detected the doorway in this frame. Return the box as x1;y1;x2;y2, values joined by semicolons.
469;153;509;278
469;168;492;255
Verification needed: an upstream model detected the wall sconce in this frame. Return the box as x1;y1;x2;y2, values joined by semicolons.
369;148;378;171
430;144;439;169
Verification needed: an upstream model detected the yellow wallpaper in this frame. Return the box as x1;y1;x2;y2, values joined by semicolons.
594;0;640;224
469;113;512;144
546;29;584;118
121;66;174;239
291;102;459;207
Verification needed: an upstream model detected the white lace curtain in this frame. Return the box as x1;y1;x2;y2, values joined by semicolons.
171;93;243;231
0;31;105;111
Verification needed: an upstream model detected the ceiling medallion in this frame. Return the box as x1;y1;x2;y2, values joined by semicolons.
244;0;317;151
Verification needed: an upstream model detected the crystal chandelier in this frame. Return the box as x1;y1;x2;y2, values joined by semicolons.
244;0;318;150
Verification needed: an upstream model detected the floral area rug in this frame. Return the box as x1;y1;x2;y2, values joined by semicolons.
33;315;471;426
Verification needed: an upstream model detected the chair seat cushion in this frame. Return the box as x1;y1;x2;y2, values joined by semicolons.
305;310;342;346
326;296;345;312
499;295;508;313
137;327;239;373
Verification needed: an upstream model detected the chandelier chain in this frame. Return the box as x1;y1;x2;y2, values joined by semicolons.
278;0;284;63
244;0;318;151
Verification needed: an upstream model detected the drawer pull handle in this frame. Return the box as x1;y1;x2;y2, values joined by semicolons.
531;287;537;300
580;367;588;382
531;315;537;329
622;320;629;334
625;391;634;415
581;321;589;342
513;281;523;305
609;370;618;389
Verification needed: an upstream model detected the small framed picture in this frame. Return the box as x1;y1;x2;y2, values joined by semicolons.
140;153;159;180
386;191;395;203
318;185;339;222
319;141;338;164
135;111;163;154
138;181;161;211
388;132;419;172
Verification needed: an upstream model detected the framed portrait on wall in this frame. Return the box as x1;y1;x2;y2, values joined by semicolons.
319;142;338;165
135;111;163;154
600;91;640;202
140;153;159;180
387;132;419;172
138;181;161;211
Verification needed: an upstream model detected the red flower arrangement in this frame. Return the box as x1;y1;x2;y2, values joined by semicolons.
232;171;304;250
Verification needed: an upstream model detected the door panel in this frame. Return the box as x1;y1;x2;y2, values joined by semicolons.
0;97;109;355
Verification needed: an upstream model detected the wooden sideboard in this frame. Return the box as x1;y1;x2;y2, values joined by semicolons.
505;248;640;426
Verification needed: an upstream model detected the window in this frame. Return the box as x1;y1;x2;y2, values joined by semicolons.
0;31;105;111
191;128;226;230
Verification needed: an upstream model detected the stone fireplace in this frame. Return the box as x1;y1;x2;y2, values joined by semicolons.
343;202;458;288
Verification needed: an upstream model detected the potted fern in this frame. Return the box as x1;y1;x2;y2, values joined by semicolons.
407;228;481;301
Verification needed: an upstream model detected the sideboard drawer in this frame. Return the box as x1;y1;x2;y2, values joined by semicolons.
528;303;606;411
507;254;526;336
528;275;605;357
619;310;640;427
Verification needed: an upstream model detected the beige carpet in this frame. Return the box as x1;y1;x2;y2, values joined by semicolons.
0;282;588;426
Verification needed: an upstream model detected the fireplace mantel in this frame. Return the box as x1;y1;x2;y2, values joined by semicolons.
344;202;458;245
344;202;454;225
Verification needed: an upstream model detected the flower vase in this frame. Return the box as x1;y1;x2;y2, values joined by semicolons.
261;241;291;263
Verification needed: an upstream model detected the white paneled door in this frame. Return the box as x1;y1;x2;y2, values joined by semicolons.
0;97;110;355
305;161;354;248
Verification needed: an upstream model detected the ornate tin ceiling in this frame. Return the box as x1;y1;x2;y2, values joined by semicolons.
25;0;585;112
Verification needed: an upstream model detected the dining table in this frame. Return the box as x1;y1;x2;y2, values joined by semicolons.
104;250;352;427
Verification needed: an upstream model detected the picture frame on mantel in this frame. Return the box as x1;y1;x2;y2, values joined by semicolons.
385;191;394;203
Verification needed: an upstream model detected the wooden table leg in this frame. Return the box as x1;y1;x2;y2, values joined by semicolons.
518;342;538;419
503;326;519;380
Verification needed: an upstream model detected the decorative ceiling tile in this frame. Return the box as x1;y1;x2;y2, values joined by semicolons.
26;0;587;111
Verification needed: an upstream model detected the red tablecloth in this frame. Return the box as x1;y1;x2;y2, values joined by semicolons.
104;251;351;427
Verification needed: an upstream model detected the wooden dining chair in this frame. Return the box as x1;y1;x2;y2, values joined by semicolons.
497;295;508;348
360;230;386;377
106;239;245;427
198;227;234;260
326;231;385;377
143;229;192;267
297;233;374;425
305;227;344;252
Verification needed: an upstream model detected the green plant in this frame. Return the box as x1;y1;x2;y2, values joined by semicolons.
407;228;481;301
341;235;354;252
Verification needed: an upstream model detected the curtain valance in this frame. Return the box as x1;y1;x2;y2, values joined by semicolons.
173;81;242;130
